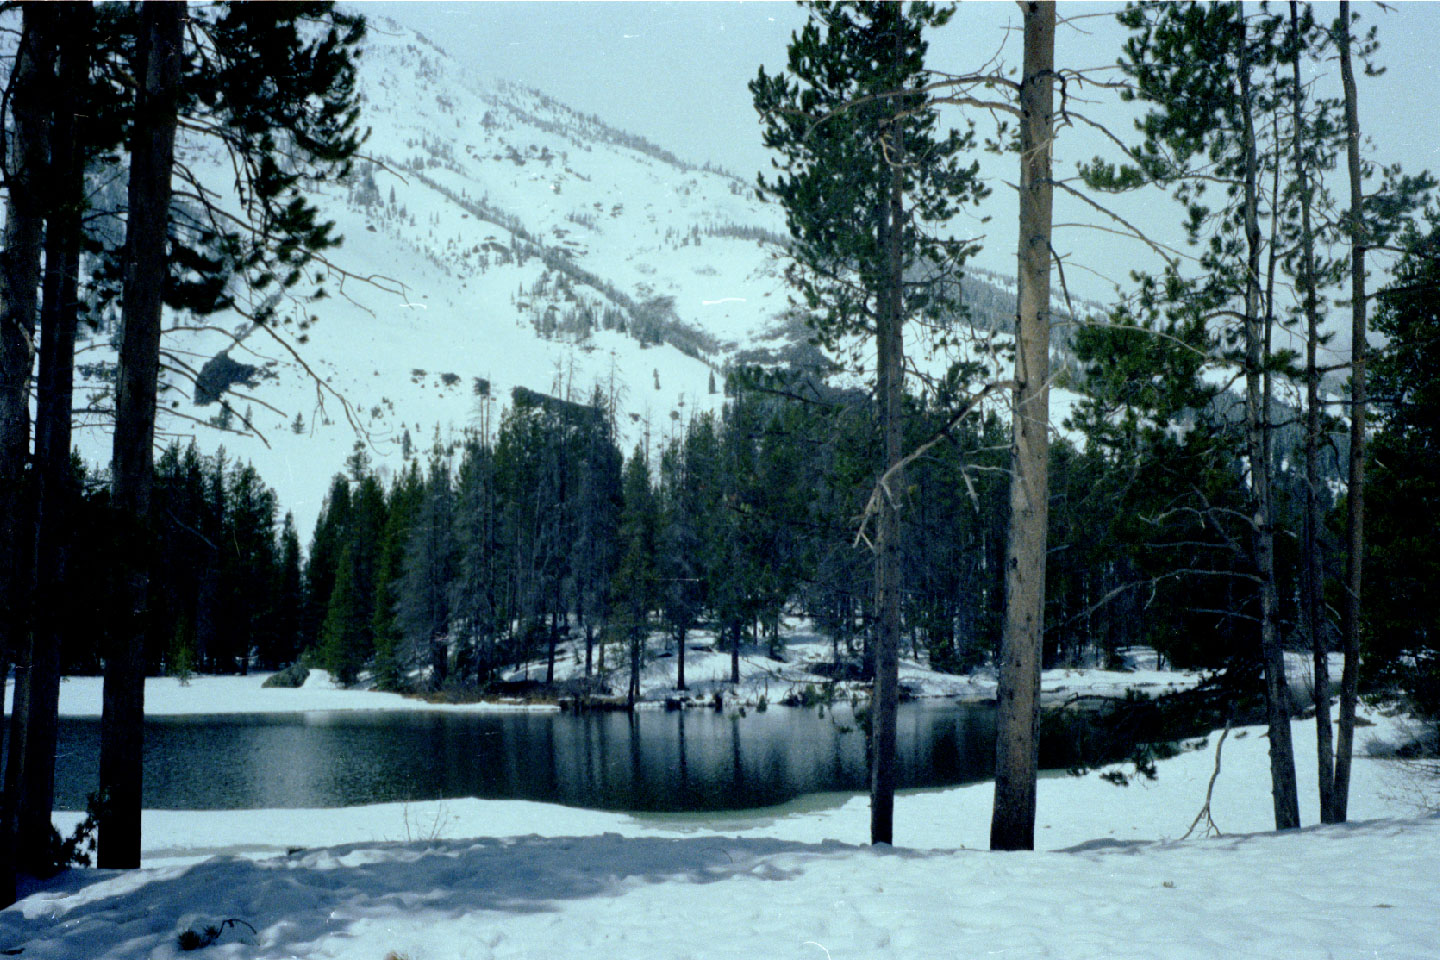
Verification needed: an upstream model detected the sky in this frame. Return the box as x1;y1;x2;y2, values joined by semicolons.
363;1;1440;335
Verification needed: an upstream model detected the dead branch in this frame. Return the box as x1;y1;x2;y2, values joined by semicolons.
854;379;1014;552
1183;716;1232;840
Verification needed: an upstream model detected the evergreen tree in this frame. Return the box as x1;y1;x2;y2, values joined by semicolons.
398;456;457;687
304;475;354;650
1363;225;1440;720
753;0;986;845
991;0;1056;853
572;394;623;680
372;461;424;690
1095;0;1302;832
97;2;366;868
100;0;184;870
274;513;304;668
614;448;658;704
319;544;368;685
11;1;93;888
223;463;279;673
452;437;507;684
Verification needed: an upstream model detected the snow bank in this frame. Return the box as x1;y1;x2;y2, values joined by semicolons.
3;671;558;718
4;643;1341;720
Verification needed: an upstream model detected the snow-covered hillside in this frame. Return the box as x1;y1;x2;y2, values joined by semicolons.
67;15;1079;539
71;16;799;536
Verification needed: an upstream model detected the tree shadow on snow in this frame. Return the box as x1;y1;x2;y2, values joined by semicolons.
0;833;890;958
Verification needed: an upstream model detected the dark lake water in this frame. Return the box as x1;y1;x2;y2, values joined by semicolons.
49;703;1015;812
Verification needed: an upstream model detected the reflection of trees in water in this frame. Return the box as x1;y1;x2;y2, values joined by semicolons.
54;704;1034;812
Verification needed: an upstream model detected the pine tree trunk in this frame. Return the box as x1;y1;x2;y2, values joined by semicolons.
868;19;910;845
1333;0;1365;824
1288;1;1336;824
100;2;183;870
677;624;686;691
1238;17;1300;832
0;5;54;904
730;623;740;685
991;0;1054;853
17;2;89;876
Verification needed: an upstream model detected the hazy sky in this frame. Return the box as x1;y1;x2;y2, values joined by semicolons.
364;1;1440;319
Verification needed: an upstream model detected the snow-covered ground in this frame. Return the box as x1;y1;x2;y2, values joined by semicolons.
500;631;1208;709
3;704;1433;959
5;639;1338;722
2;669;558;719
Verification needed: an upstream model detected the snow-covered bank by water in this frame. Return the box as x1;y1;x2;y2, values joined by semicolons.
7;639;1229;719
7;640;1337;720
6;702;1435;958
3;670;559;718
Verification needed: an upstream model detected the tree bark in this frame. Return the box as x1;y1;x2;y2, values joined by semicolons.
1287;1;1336;824
100;1;183;870
677;624;686;692
17;1;90;877
0;4;55;906
1333;0;1365;824
1238;15;1301;832
868;14;910;848
991;0;1054;853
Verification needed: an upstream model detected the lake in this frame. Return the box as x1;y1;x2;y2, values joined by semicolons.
47;702;1022;812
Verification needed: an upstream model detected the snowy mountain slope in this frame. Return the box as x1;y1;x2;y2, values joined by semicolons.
69;16;798;536
66;15;1076;538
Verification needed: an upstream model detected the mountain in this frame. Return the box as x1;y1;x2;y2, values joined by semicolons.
70;15;1041;538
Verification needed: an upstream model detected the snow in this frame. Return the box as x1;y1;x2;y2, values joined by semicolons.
3;644;1203;721
4;642;1341;720
3;670;557;718
3;666;1435;959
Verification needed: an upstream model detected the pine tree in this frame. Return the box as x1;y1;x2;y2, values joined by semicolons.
98;1;367;868
397;456;457;688
572;394;623;681
320;544;368;685
1093;0;1302;832
373;462;423;690
303;475;352;654
452;438;506;683
615;448;658;705
990;0;1056;852
274;514;304;668
101;0;184;870
223;463;279;673
12;2;91;885
1362;224;1440;722
753;0;985;845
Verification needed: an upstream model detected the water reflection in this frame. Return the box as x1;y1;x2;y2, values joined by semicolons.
48;702;1001;813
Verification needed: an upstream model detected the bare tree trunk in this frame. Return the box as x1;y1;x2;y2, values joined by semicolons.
868;15;911;848
991;0;1054;853
1288;1;1336;824
869;171;903;847
584;623;594;678
677;624;686;692
0;5;54;906
730;623;740;685
1239;16;1300;832
1333;0;1365;823
17;1;90;876
100;2;183;870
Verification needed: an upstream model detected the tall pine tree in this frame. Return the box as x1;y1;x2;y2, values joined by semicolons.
753;0;985;844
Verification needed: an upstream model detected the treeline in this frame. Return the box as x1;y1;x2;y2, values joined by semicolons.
292;367;1350;696
32;373;1362;707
